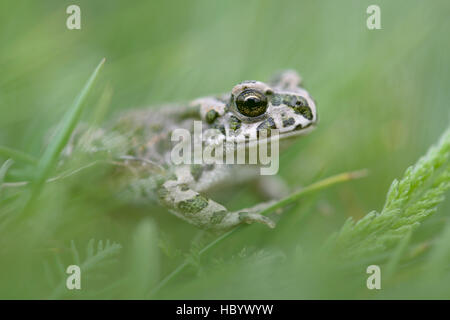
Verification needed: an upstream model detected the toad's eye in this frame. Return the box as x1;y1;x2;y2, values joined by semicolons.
235;89;268;117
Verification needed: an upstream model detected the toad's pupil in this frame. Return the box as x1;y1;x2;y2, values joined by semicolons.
245;97;259;107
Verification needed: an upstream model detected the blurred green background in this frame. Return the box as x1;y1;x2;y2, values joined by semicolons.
0;0;449;299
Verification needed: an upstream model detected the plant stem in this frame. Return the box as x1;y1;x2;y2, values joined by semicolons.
259;169;368;217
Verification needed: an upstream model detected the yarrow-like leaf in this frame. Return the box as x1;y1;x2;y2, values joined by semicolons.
47;239;122;299
329;126;450;259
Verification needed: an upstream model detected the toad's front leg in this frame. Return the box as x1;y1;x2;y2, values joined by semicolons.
157;178;276;230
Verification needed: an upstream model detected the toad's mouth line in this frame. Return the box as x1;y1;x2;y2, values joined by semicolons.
227;124;317;148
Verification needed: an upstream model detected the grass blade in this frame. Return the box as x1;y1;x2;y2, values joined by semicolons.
21;58;106;218
0;159;14;196
127;219;160;299
0;146;37;166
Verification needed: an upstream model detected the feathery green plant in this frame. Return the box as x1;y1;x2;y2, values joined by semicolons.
329;126;450;259
47;239;122;299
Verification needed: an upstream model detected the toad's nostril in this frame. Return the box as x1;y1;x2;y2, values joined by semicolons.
295;96;308;106
270;94;282;106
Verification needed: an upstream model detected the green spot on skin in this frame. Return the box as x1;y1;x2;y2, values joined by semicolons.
211;210;227;224
205;109;219;124
238;211;249;221
177;195;209;214
157;186;169;200
229;115;242;131
293;106;313;120
190;164;203;181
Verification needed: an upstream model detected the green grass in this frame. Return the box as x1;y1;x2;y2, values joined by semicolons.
0;0;449;299
20;58;105;221
0;146;37;166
